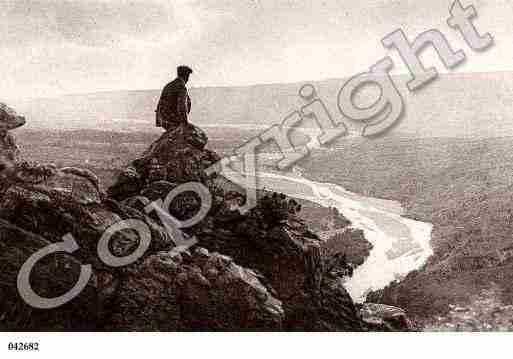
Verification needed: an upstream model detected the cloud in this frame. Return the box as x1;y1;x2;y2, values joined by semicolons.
0;0;175;47
0;0;511;100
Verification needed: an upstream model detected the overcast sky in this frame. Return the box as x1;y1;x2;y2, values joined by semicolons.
0;0;511;100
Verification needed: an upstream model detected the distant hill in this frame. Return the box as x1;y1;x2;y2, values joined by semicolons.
298;134;513;323
11;71;513;138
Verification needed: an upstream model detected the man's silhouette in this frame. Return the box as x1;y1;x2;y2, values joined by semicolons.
156;65;193;131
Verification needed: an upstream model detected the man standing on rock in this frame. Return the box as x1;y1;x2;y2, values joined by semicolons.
156;65;193;131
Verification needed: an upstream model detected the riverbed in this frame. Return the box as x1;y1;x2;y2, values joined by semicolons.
249;169;433;302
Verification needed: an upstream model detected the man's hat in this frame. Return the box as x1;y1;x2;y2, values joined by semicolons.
177;65;193;76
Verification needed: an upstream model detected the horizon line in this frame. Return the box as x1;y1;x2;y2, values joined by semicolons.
10;69;513;103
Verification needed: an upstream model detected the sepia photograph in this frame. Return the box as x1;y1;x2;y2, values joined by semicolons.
1;0;512;356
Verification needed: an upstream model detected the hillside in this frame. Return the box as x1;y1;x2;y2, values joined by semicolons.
16;125;513;329
11;71;513;138
296;135;513;327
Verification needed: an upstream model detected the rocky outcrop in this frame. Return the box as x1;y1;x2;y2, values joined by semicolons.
0;219;98;331
359;303;414;331
0;104;409;331
108;123;367;331
107;123;219;201
0;161;172;271
0;103;25;165
0;102;26;131
0;119;288;330
106;247;284;331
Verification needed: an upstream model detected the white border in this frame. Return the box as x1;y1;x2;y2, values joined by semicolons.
0;332;511;359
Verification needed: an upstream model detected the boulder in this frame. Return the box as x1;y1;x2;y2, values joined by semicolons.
0;160;172;271
106;247;284;331
360;303;414;331
108;123;219;202
0;102;26;130
198;195;365;331
0;219;99;331
0;102;25;165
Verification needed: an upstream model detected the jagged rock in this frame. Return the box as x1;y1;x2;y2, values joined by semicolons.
199;206;365;330
360;303;414;331
311;276;363;331
60;167;101;193
108;123;219;201
0;102;25;165
119;136;368;331
0;159;172;270
107;166;143;200
106;247;284;331
0;219;99;331
13;164;101;204
0;102;26;130
140;180;179;200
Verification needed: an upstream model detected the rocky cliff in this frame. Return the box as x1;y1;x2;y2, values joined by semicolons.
0;103;410;331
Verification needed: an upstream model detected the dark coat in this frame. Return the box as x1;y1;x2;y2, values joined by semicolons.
156;78;191;129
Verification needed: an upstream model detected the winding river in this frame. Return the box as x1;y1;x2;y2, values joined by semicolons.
248;168;433;302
